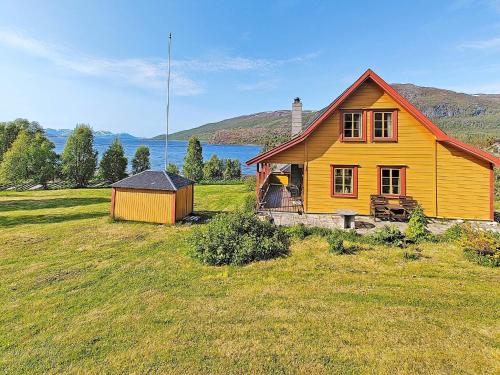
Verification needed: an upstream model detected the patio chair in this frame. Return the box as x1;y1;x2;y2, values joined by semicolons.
370;195;391;221
399;196;418;220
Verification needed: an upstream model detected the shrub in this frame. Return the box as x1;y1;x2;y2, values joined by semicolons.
458;224;499;267
405;205;430;242
203;154;224;180
327;233;352;254
368;225;406;247
244;175;256;192
441;223;465;242
403;247;422;261
242;194;257;213
283;223;309;240
188;211;290;266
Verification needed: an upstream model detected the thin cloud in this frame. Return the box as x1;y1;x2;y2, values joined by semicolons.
460;36;500;50
173;51;321;72
0;29;203;96
237;79;280;91
0;29;321;96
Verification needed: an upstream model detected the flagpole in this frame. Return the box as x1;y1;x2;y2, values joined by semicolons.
165;32;172;170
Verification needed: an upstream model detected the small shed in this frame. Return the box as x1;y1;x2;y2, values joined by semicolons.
110;170;194;224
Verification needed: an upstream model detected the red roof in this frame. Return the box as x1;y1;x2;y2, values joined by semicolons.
246;69;500;166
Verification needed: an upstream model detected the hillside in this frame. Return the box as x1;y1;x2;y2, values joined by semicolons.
157;84;500;146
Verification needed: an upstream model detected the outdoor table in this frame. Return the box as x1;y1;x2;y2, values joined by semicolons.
384;204;406;221
335;209;357;229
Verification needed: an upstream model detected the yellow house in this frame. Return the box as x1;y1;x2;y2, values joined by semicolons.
247;69;500;221
110;170;194;224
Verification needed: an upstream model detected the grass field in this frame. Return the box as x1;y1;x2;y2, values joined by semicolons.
0;187;499;374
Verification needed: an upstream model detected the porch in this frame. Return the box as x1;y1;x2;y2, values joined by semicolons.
256;162;304;213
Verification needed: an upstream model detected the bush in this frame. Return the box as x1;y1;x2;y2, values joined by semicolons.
405;205;430;242
441;223;465;242
458;224;499;267
244;175;256;192
283;223;309;240
242;194;257;213
368;225;406;247
326;232;354;254
403;247;422;261
188;211;290;266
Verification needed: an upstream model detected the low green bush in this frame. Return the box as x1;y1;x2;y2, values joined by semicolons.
441;223;465;242
188;211;290;266
403;247;422;261
327;235;347;254
405;205;430;242
368;225;406;247
283;223;309;240
242;194;257;213
458;224;499;267
243;175;256;192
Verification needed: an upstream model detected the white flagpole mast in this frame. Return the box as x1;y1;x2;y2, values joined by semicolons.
165;32;172;170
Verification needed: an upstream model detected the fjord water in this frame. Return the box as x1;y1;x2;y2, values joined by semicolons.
48;136;261;175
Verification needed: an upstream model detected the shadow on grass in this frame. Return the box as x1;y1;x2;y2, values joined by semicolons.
0;211;108;228
0;197;109;212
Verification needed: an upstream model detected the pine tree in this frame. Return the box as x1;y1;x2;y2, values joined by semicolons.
61;124;98;187
99;138;128;183
183;136;203;181
131;145;150;174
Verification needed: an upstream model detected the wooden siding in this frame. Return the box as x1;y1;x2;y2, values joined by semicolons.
175;185;194;220
265;142;305;164
436;143;491;220
255;78;494;220
114;188;176;224
305;80;437;216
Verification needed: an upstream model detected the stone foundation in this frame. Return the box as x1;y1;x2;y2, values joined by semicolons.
258;210;499;234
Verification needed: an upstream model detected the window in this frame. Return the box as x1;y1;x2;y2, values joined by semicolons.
341;111;366;142
372;110;398;142
378;166;406;197
331;165;358;198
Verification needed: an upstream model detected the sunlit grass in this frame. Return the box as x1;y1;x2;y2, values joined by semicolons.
0;188;498;374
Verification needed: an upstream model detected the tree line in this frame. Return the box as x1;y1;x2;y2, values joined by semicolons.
0;119;241;188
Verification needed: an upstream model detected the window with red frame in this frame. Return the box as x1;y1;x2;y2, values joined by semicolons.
342;112;363;140
378;166;406;196
372;110;398;141
331;165;358;198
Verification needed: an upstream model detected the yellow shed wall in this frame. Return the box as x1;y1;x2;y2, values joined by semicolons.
436;143;491;220
114;188;175;224
175;185;194;220
305;80;437;216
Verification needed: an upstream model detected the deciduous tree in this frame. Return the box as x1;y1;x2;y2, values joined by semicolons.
61;124;98;187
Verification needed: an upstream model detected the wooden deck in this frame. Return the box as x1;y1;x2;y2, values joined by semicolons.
260;184;303;213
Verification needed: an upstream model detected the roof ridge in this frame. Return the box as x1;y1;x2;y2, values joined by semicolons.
246;69;500;167
163;170;177;190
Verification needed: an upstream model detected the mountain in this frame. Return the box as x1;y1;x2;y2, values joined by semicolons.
45;128;138;139
156;83;500;147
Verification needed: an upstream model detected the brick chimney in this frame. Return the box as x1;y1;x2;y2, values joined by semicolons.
291;97;302;137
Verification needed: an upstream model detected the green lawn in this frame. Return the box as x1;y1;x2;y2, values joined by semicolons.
0;187;499;374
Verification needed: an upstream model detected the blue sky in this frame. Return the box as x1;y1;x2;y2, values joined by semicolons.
0;0;499;137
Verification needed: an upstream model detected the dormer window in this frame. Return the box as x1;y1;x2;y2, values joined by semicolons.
372;109;398;142
340;111;366;142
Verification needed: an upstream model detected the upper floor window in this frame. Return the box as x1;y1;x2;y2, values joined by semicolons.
372;110;398;142
341;111;366;142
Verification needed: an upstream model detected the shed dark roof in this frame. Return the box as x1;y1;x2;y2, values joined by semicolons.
111;170;193;191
